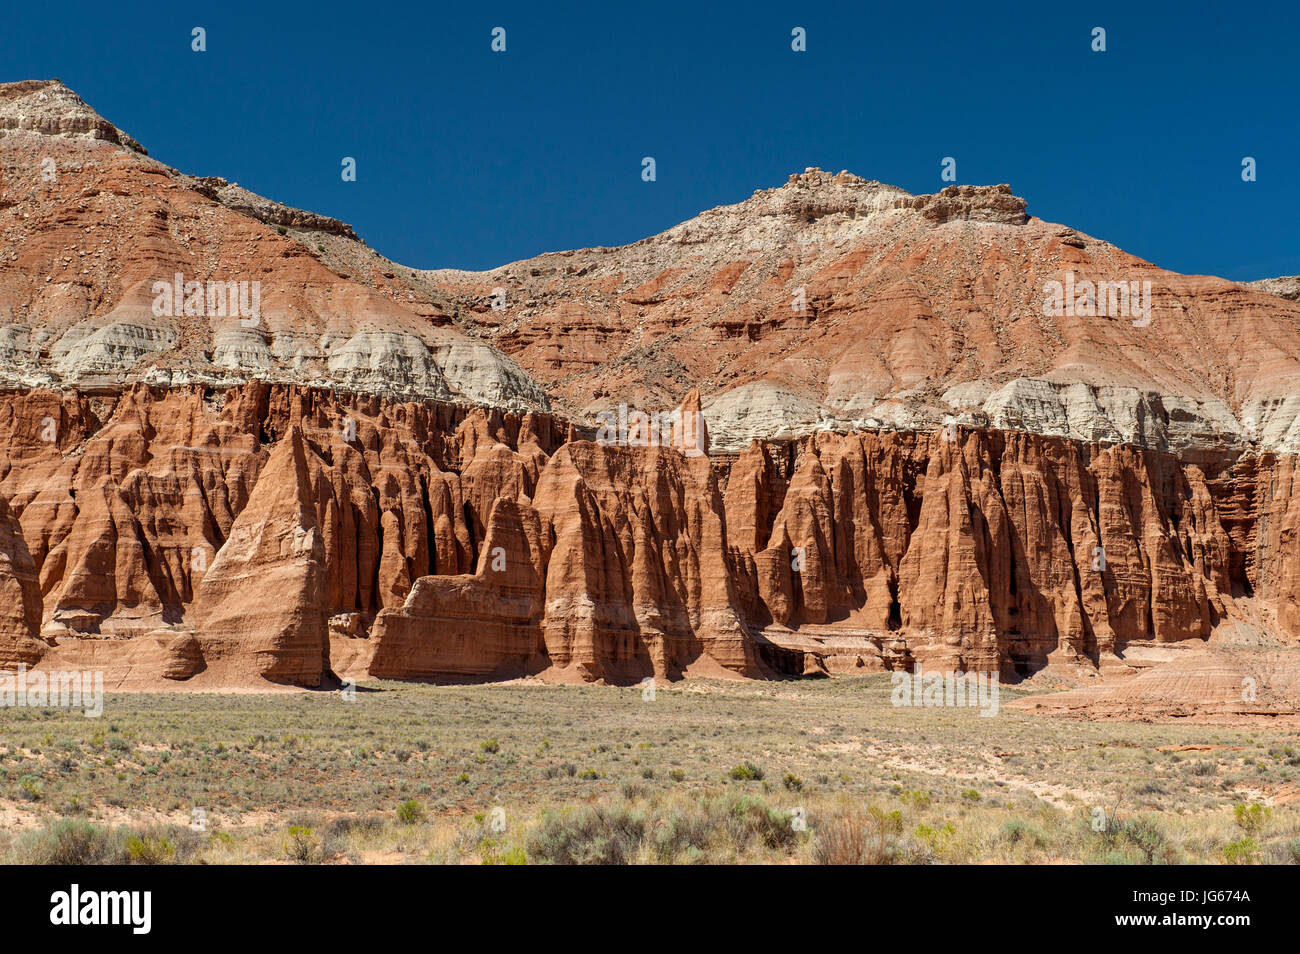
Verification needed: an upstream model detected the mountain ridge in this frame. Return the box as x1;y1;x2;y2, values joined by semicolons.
8;78;1300;457
2;79;1300;708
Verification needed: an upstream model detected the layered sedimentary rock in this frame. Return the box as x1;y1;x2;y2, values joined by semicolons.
369;496;549;680
0;80;546;409
528;440;756;682
425;168;1300;456
3;79;1300;699
0;79;145;151
8;80;1300;456
190;426;329;686
1;381;1297;688
0;494;44;666
1006;647;1300;721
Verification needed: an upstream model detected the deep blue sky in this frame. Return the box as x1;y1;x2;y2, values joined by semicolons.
4;1;1296;278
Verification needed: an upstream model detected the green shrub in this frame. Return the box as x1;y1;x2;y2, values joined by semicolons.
18;820;126;865
650;808;713;862
1000;819;1046;848
481;842;527;865
284;825;323;864
1224;837;1260;864
870;807;904;835
126;833;176;865
728;762;764;782
396;800;425;824
526;804;646;865
1234;802;1271;836
717;795;797;851
1117;817;1170;864
914;822;956;854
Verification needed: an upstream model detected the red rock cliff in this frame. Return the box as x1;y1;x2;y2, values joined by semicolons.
1;383;1295;686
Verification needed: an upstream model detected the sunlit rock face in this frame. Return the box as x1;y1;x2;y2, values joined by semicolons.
0;80;549;410
2;80;1299;702
1;382;1297;691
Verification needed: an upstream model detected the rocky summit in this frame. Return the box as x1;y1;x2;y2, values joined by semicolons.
2;79;1299;717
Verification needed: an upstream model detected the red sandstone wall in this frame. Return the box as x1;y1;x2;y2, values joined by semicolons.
0;383;1294;686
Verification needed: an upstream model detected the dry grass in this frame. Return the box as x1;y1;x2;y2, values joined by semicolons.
2;675;1299;863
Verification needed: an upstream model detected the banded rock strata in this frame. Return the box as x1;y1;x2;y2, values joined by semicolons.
1;80;1299;706
0;80;546;409
0;382;1296;690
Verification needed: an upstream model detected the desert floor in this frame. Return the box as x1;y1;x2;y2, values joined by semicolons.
1;675;1297;864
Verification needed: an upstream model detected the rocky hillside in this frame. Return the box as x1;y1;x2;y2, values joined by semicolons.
425;169;1300;456
2;80;1299;711
1246;275;1300;302
0;80;546;409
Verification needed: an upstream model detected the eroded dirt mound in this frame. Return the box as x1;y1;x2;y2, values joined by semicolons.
1007;644;1300;723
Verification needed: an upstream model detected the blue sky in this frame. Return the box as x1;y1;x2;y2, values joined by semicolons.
4;1;1297;278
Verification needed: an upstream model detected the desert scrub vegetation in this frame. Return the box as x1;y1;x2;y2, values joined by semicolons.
283;825;324;864
5;819;205;865
396;799;426;824
2;676;1299;862
4;791;1298;864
